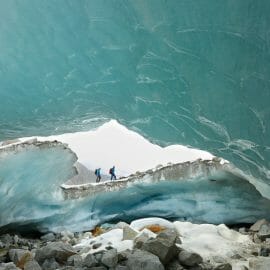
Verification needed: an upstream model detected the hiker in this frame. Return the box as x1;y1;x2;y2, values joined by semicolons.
109;166;116;180
95;168;101;183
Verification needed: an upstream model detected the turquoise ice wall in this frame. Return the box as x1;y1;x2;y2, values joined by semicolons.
0;1;269;187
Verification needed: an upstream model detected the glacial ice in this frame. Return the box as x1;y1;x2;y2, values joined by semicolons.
1;136;270;233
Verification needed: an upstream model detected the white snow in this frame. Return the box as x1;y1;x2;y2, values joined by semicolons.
173;221;253;261
75;217;253;270
18;119;214;177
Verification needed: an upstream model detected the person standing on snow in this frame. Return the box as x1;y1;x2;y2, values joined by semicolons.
95;168;101;183
109;166;116;180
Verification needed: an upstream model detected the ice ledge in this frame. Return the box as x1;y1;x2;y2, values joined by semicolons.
61;157;231;199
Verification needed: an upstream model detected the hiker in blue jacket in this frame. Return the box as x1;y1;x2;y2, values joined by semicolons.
95;168;101;183
109;166;116;180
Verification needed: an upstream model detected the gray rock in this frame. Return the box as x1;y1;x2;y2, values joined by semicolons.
126;249;164;270
0;262;20;270
40;233;55;242
214;263;232;270
0;235;13;248
67;254;83;267
115;222;130;229
8;249;31;265
122;226;138;240
88;267;107;270
141;235;179;264
101;248;118;268
24;260;42;270
250;219;269;232
35;241;76;264
83;253;98;268
157;229;178;244
165;260;185;270
249;257;270;270
118;250;132;262
259;247;270;257
115;265;129;270
178;250;203;267
134;233;150;249
92;243;102;249
41;257;59;270
258;223;270;241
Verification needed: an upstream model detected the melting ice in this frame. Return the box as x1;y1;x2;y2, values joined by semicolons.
0;121;270;233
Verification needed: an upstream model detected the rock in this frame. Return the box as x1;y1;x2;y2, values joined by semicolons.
165;260;185;270
122;226;138;240
24;260;42;270
178;250;203;267
0;235;13;248
35;242;76;264
0;249;8;263
41;258;59;270
92;243;102;249
214;263;232;270
88;267;107;270
157;229;178;244
250;219;269;232
67;254;83;267
101;248;118;268
253;233;262;244
126;249;164;270
8;249;31;265
0;262;20;270
258;223;270;241
239;227;247;234
259;247;270;257
115;265;129;270
115;222;130;229
118;250;132;263
60;230;74;239
141;234;179;265
40;233;55;242
249;257;270;270
134;232;150;249
83;253;98;268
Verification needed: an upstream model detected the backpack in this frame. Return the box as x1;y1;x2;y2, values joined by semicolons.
95;169;98;175
109;168;112;174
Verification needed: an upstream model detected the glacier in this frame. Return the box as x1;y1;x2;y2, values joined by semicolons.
0;122;270;233
0;1;270;233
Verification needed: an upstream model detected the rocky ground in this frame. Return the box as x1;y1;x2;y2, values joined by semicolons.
1;218;270;270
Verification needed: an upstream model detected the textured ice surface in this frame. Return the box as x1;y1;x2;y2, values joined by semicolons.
1;140;270;233
0;1;269;197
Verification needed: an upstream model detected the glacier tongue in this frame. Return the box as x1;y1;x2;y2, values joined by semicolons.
1;140;270;234
0;141;77;230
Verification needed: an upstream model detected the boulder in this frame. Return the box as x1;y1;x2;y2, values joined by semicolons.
88;267;107;270
35;242;76;264
67;254;83;267
0;262;20;270
259;247;270;257
250;219;269;232
126;249;164;270
141;233;179;265
41;258;59;270
249;257;270;270
40;233;55;242
165;260;185;270
178;250;202;267
214;263;232;270
101;248;118;268
134;232;150;249
24;260;42;270
8;249;31;265
258;223;270;241
157;229;178;244
122;226;138;240
83;253;98;268
115;265;129;270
